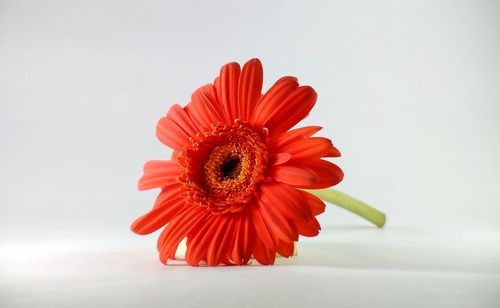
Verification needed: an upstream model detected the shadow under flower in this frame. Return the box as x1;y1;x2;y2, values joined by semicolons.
273;225;496;275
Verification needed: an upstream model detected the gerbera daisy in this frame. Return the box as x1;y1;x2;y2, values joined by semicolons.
132;58;344;266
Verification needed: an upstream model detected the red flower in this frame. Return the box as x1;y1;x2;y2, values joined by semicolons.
132;59;343;266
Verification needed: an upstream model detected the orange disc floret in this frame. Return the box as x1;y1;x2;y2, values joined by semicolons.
177;120;268;214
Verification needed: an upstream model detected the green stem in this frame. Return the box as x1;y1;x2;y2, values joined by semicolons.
305;188;386;228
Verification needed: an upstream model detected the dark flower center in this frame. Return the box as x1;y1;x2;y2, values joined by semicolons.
221;156;242;180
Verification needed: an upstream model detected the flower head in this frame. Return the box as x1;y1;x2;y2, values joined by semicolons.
132;59;343;266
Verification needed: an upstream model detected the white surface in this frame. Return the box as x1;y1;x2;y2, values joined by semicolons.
2;226;499;308
1;0;500;307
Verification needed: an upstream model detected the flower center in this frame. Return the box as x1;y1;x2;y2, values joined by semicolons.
177;120;268;214
220;156;241;180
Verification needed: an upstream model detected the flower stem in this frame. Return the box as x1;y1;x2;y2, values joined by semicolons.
305;188;386;228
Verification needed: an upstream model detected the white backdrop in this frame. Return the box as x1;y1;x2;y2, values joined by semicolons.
1;1;499;307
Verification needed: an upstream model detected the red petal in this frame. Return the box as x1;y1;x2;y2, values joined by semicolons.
251;203;275;251
156;117;189;150
215;62;241;122
152;184;184;209
138;160;181;191
276;240;295;258
130;196;185;235
253;236;276;265
238;58;263;121
171;149;181;160
257;196;299;243
187;84;226;131
259;182;312;222
230;212;254;265
229;215;244;265
207;216;237;266
167;104;198;137
251;77;299;127
156;104;199;150
281;137;341;161
185;215;223;265
254;84;316;136
271;86;317;135
270;126;322;151
270;152;291;166
297;216;321;237
157;206;208;263
303;159;344;189
300;190;326;216
272;159;343;189
270;164;318;187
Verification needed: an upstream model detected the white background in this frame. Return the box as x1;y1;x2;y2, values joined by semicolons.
1;0;499;307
